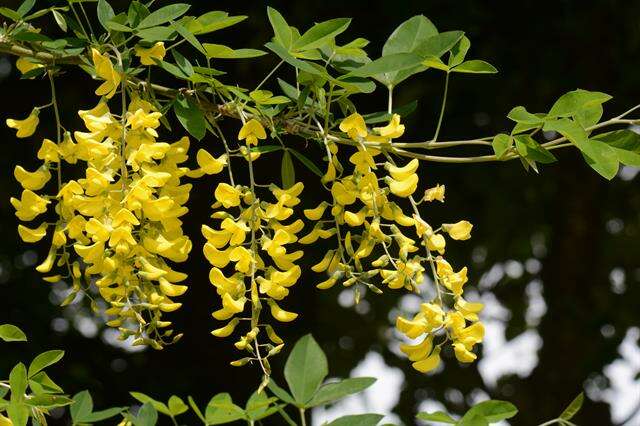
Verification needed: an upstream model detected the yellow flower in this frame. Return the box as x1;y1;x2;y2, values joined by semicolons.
386;174;419;198
10;189;50;221
196;149;227;175
215;183;242;208
412;347;441;373
424;184;445;202
14;165;51;191
134;42;166;66
238;119;267;146
339;113;367;140
443;220;473;240
6;109;39;138
91;48;121;99
16;57;44;75
268;299;298;322
374;113;405;139
18;223;48;242
385;158;418;181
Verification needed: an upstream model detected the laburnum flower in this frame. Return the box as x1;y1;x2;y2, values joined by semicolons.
424;184;445;202
91;48;121;99
374;113;405;139
339;112;368;140
238;119;267;146
16;57;44;75
6;108;39;138
134;42;166;65
442;220;473;240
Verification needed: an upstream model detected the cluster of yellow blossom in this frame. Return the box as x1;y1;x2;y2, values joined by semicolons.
305;111;485;373
7;49;198;348
203;119;303;367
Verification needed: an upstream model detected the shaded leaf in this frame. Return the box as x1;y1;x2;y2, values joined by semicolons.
452;60;497;74
97;0;115;31
307;377;376;407
327;414;383;426
284;334;328;405
137;3;190;29
173;95;206;141
281;150;296;189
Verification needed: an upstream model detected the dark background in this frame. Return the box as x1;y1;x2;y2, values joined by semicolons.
1;1;640;425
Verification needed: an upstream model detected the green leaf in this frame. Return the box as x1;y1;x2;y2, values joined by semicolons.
28;371;63;394
452;60;497;74
70;391;93;422
204;393;245;425
593;129;640;167
362;100;418;124
284;334;328;406
266;380;295;405
26;394;73;408
245;391;278;421
348;52;423;79
106;20;133;32
127;1;149;27
544;119;619;179
251;145;283;154
185;11;247;35
188;396;206;424
422;55;450;72
7;402;28;426
327;414;384;426
307;377;376;407
9;364;28;402
559;392;584;420
84;407;125;422
457;412;489;426
0;7;22;22
383;15;438;57
574;104;603;128
294;18;351;51
289;149;323;177
549;89;612;118
168;395;188;416
492;133;512;159
172;50;194;77
137;3;190;29
130;392;171;416
265;42;324;76
173;95;206;141
281;150;296;189
416;411;457;423
97;0;115;31
52;10;67;32
0;324;27;342
203;43;266;59
16;0;35;17
463;400;518;422
28;350;64;378
267;7;293;49
507;106;546;125
514;135;557;164
172;22;206;55
134;403;158;426
136;26;176;41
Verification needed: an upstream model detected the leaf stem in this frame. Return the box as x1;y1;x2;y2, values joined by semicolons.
432;72;450;142
298;407;307;426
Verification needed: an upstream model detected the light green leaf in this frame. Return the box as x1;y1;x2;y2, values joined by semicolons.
185;11;247;35
52;10;67;32
204;393;245;425
136;26;176;41
84;407;125;422
9;364;28;402
452;60;497;74
106;20;133;32
127;1;149;27
559;392;584;420
134;403;158;426
327;414;383;426
307;377;376;407
97;0;115;31
266;380;295;405
168;395;188;416
267;7;293;49
294;18;351;51
0;324;27;342
281;150;296;189
28;371;63;394
449;35;471;67
416;411;457;423
347;52;423;79
70;391;93;422
7;402;29;426
0;7;22;22
574;104;603;128
172;22;206;54
25;394;73;408
245;391;278;421
492;133;513;159
463;400;518;422
265;42;323;76
593;130;640;167
28;350;65;378
284;334;328;406
16;0;35;17
514;135;557;164
188;396;206;424
137;3;190;29
422;55;450;72
457;413;489;426
173;94;206;141
507;106;546;125
549;89;611;117
203;43;266;59
130;392;171;416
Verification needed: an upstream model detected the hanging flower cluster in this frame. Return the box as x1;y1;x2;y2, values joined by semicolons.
7;49;196;348
303;111;485;373
203;119;304;369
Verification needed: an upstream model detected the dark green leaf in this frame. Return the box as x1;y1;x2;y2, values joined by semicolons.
514;135;557;164
137;3;190;29
173;94;206;140
265;42;323;76
281;150;296;189
266;380;295;405
0;7;22;22
28;350;64;378
448;35;471;67
284;334;328;405
307;377;376;407
127;1;149;27
16;0;35;17
559;392;584;420
136;26;176;41
245;391;278;421
204;393;245;425
294;18;351;51
327;414;383;426
348;52;423;79
0;324;27;342
172;22;206;55
289;149;323;177
267;7;293;49
52;10;67;32
452;60;497;74
383;15;438;57
362;100;418;124
97;0;115;31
